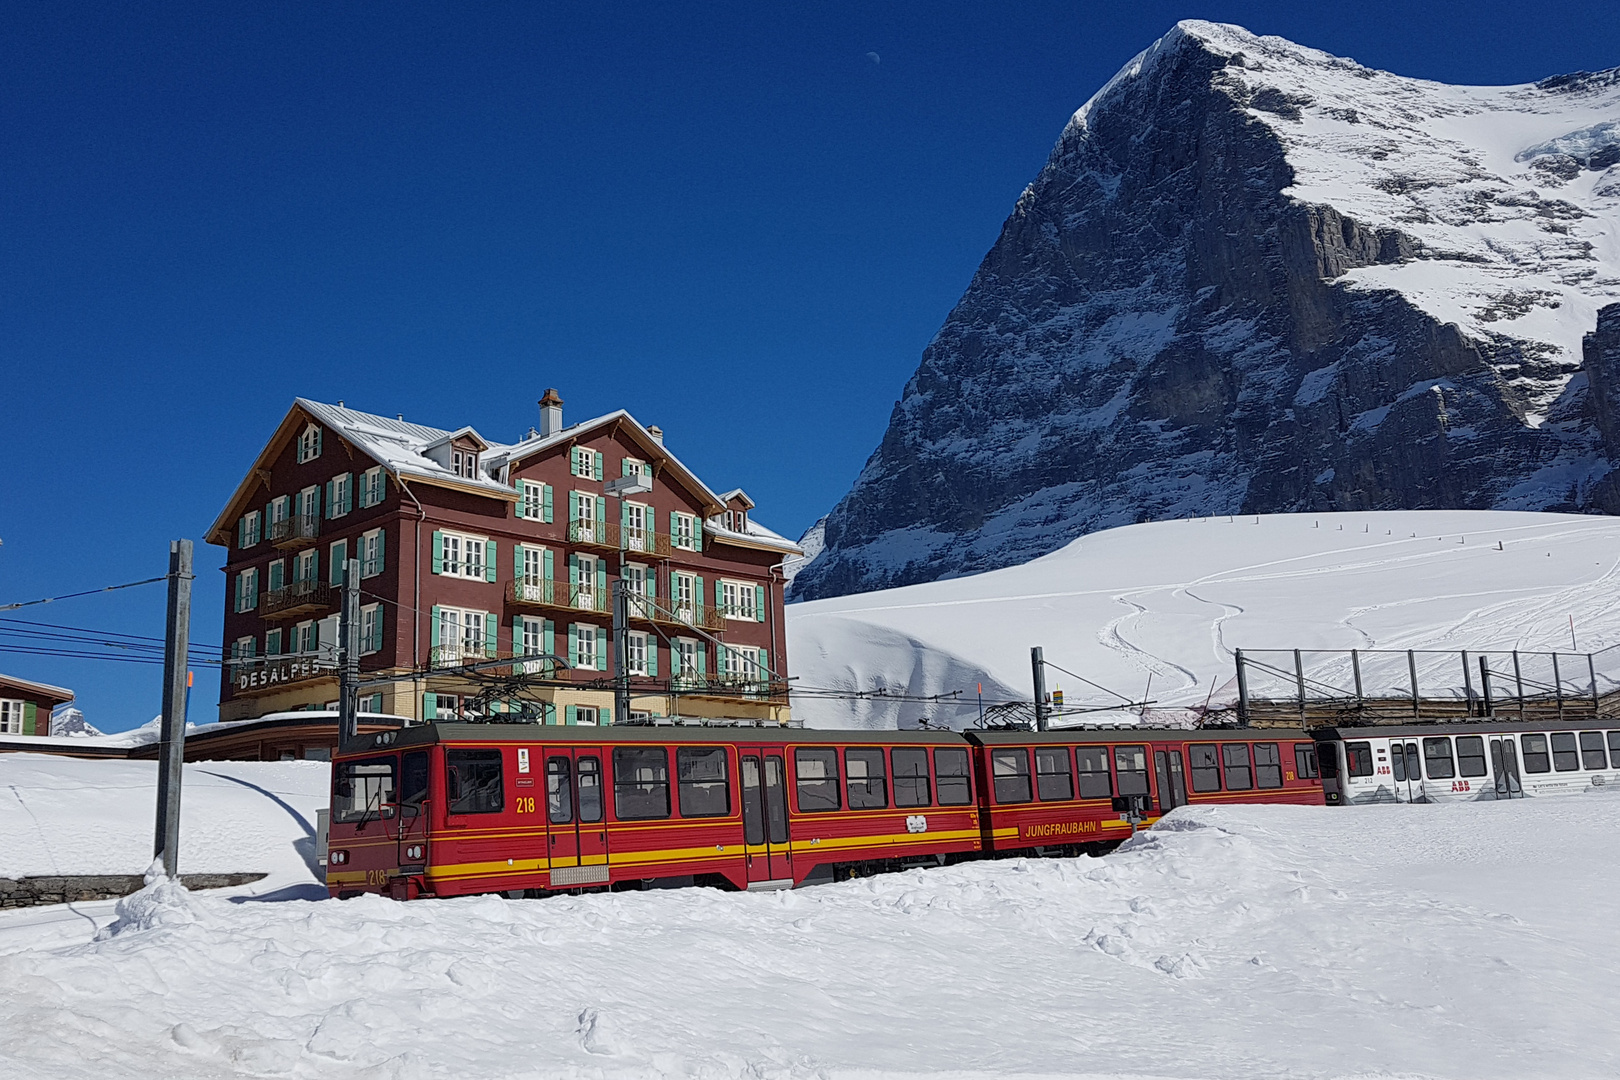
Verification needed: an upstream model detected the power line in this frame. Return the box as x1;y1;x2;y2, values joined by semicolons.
0;576;170;613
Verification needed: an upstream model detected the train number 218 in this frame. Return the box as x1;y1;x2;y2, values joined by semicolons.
515;796;536;814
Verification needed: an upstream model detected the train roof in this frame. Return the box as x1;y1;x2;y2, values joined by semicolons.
341;722;972;757
1318;716;1620;740
966;727;1313;745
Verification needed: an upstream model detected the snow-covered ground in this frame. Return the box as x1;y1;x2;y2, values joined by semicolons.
787;510;1620;728
2;789;1618;1079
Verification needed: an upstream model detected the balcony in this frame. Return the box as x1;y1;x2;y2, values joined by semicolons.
630;596;726;632
507;580;611;615
565;520;673;559
430;642;490;668
262;579;334;619
268;513;320;550
670;673;777;698
229;653;337;696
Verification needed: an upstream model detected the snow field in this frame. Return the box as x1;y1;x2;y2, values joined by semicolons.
787;510;1620;728
2;792;1619;1079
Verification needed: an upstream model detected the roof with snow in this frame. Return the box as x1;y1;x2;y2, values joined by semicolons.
0;673;74;703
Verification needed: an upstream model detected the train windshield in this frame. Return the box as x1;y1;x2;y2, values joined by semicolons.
335;758;396;822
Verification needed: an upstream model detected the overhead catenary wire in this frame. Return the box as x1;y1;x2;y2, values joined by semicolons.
0;576;170;612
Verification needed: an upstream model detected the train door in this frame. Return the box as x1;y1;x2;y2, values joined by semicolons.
1490;737;1524;799
1390;740;1424;802
738;746;792;887
397;750;431;871
544;749;609;886
1153;749;1188;811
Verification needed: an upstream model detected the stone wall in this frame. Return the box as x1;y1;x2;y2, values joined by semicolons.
0;873;266;908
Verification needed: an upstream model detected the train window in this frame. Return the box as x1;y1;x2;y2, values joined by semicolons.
1456;736;1487;778
1035;746;1074;800
845;748;889;809
1610;731;1620;764
578;756;604;823
546;756;573;823
1253;743;1283;788
1422;738;1455;780
1345;742;1373;778
1521;734;1550;773
1551;732;1580;772
400;751;430;814
1221;744;1252;790
1075;746;1113;798
445;749;503;815
991;748;1033;803
892;748;931;807
1317;742;1339;779
335;758;396;822
795;748;841;812
1391;745;1406;782
1188;744;1221;792
612;747;670;820
1115;745;1150;797
933;747;972;805
677;747;730;817
1294;744;1318;779
1579;732;1608;771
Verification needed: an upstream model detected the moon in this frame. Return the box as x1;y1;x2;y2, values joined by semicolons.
866;51;880;65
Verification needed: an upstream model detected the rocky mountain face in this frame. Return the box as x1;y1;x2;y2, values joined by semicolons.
790;21;1620;600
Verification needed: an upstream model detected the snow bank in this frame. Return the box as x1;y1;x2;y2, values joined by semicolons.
2;793;1618;1078
787;510;1620;727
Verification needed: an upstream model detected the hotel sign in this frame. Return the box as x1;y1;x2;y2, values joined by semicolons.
235;656;335;693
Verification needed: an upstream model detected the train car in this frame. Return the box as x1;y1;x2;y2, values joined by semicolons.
1316;719;1620;805
966;727;1324;856
325;723;983;899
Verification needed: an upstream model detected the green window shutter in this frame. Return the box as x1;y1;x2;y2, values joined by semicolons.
694;576;705;613
569;447;580;476
669;511;678;542
484;540;497;582
512;615;524;655
694;644;707;677
715;579;725;608
430;606;442;647
325;480;334;519
265;501;274;528
568;624;579;666
431;531;444;574
758;647;770;675
595;560;606;595
595;496;606;528
645;570;656;600
755;584;766;621
543;619;555;662
314;427;322;457
593;450;603;480
268;561;283;592
330;541;347;585
568;490;579;523
514;481;526;519
693;516;703;551
646;637;658;677
423;693;437;720
622;458;632;477
542;484;553;523
342;473;353;515
569;554;578;589
485;615;498;656
565;704;576;726
237;517;246;548
376;530;385;575
596;627;608;669
543;548;554;581
233;573;243;612
621;500;630;531
513;543;525;579
372;608;384;653
23;701;37;736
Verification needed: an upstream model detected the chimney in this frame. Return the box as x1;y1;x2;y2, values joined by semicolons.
648;425;664;446
538;388;564;437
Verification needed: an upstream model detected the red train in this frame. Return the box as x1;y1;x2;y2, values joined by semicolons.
324;723;1323;899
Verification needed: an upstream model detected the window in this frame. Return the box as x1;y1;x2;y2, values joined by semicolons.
1076;746;1114;797
570;446;603;480
294;620;317;654
1213;744;1250;790
724;508;748;532
672;512;697;551
295;548;318;584
0;699;25;734
933;747;971;805
845;748;888;809
795;748;841;811
576;554;599;608
720;579;757;620
1521;733;1550;773
1457;736;1488;778
991;748;1032;804
546;757;573;822
360;466;385;508
234;567;259;613
360;604;382;655
577;757;603;821
677;747;730;817
624;502;651;552
1253;743;1283;789
335;758;395;822
518;479;547;520
446;749;504;814
623;563;647;599
1294;744;1318;779
574;623;599;670
269;495;290;524
328;473;351;518
298;485;320;521
1113;745;1149;796
1609;731;1620;764
676;638;699;680
360;528;385;578
1187;744;1221;792
673;572;695;620
613;747;670;820
238;510;262;549
451;448;478;479
891;748;931;807
627;631;648;675
267;559;285;593
266;627;283;655
296;423;322;463
1551;732;1580;772
1417;737;1454;780
1035;746;1074;800
329;539;349;585
400;752;429;815
1346;742;1374;778
435;607;487;662
437;531;487;580
1317;742;1339;779
232;636;256;661
1580;731;1608;771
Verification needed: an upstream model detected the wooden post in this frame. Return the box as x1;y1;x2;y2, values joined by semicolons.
153;540;194;880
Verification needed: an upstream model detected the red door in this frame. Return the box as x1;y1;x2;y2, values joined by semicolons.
544;749;609;888
738;747;793;887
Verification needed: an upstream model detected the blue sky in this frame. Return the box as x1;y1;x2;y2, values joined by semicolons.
2;2;1615;731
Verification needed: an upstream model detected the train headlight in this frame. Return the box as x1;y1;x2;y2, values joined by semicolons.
329;850;349;865
405;845;424;860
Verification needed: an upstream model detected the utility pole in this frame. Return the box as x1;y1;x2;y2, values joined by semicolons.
1030;646;1048;732
338;557;361;751
612;578;630;725
153;539;193;879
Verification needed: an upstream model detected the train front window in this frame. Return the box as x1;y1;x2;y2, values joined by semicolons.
932;748;972;805
1188;744;1221;792
1423;738;1455;780
892;748;931;808
991;748;1033;804
1114;745;1149;797
1035;746;1074;800
1521;734;1550;773
1253;743;1282;789
1345;742;1373;778
1579;732;1608;771
1456;736;1487;778
1294;744;1318;779
445;749;504;814
400;751;429;814
845;748;888;809
1221;744;1252;791
335;758;396;822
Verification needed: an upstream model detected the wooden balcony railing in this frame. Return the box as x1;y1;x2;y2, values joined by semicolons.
268;513;320;550
508;580;611;615
565;519;673;558
628;596;726;632
261;579;334;619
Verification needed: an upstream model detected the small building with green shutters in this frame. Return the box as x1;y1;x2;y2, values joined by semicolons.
0;675;74;737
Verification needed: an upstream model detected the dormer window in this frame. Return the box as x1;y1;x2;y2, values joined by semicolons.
452;449;479;479
725;509;748;532
296;424;322;464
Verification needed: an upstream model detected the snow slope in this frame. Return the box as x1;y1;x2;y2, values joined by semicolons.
2;793;1618;1079
787;509;1620;728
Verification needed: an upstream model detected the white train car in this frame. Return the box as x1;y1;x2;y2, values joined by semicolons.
1315;720;1620;805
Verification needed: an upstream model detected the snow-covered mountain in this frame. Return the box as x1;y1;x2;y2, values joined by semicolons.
791;21;1620;600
